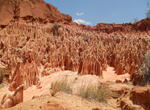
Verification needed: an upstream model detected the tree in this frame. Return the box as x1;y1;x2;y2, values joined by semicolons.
146;9;150;18
146;2;150;18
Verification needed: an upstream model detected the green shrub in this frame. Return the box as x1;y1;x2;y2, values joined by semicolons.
50;78;71;96
82;36;89;41
51;24;61;36
146;8;150;18
53;24;61;29
78;84;111;102
140;50;150;85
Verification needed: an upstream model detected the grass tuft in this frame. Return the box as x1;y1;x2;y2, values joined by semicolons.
139;50;150;85
50;78;71;96
78;84;111;102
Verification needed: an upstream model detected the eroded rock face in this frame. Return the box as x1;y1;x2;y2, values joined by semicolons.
130;73;142;85
78;57;102;76
0;0;72;25
130;87;150;109
119;98;144;110
9;62;23;91
133;18;150;31
94;23;132;33
80;18;150;33
0;17;149;80
1;84;24;108
9;51;40;91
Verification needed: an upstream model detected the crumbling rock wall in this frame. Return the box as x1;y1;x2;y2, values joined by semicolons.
9;51;40;91
0;16;150;89
78;57;102;76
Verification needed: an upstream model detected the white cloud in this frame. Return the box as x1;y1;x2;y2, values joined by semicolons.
73;19;91;25
76;12;85;16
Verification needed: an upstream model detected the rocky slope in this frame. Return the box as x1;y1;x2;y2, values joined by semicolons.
0;0;72;26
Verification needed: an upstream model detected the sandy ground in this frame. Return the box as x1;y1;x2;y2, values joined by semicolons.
6;92;104;110
25;67;130;101
102;67;130;82
0;67;130;110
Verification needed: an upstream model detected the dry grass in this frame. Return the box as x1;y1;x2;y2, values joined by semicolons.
50;78;71;96
78;84;112;102
50;79;113;103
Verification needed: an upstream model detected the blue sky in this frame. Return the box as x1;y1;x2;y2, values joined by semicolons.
45;0;150;25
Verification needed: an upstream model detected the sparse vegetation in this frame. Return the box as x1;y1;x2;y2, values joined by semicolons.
51;24;62;36
50;78;71;96
146;8;150;18
139;50;150;85
82;36;89;41
78;84;111;102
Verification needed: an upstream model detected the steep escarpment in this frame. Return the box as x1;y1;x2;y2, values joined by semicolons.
0;0;72;26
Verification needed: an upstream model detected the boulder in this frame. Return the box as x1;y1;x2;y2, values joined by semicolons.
130;87;150;109
130;73;142;85
1;84;24;108
119;98;144;110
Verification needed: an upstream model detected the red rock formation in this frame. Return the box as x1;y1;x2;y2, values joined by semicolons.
1;84;24;108
0;21;149;79
0;0;72;26
0;0;149;81
119;98;144;110
92;108;103;110
80;18;150;33
63;55;73;71
130;87;150;110
78;57;102;76
94;23;132;33
133;18;150;31
130;72;142;85
9;51;40;91
9;62;23;91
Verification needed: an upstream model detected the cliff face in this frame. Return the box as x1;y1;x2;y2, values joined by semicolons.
0;0;72;25
80;18;150;33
